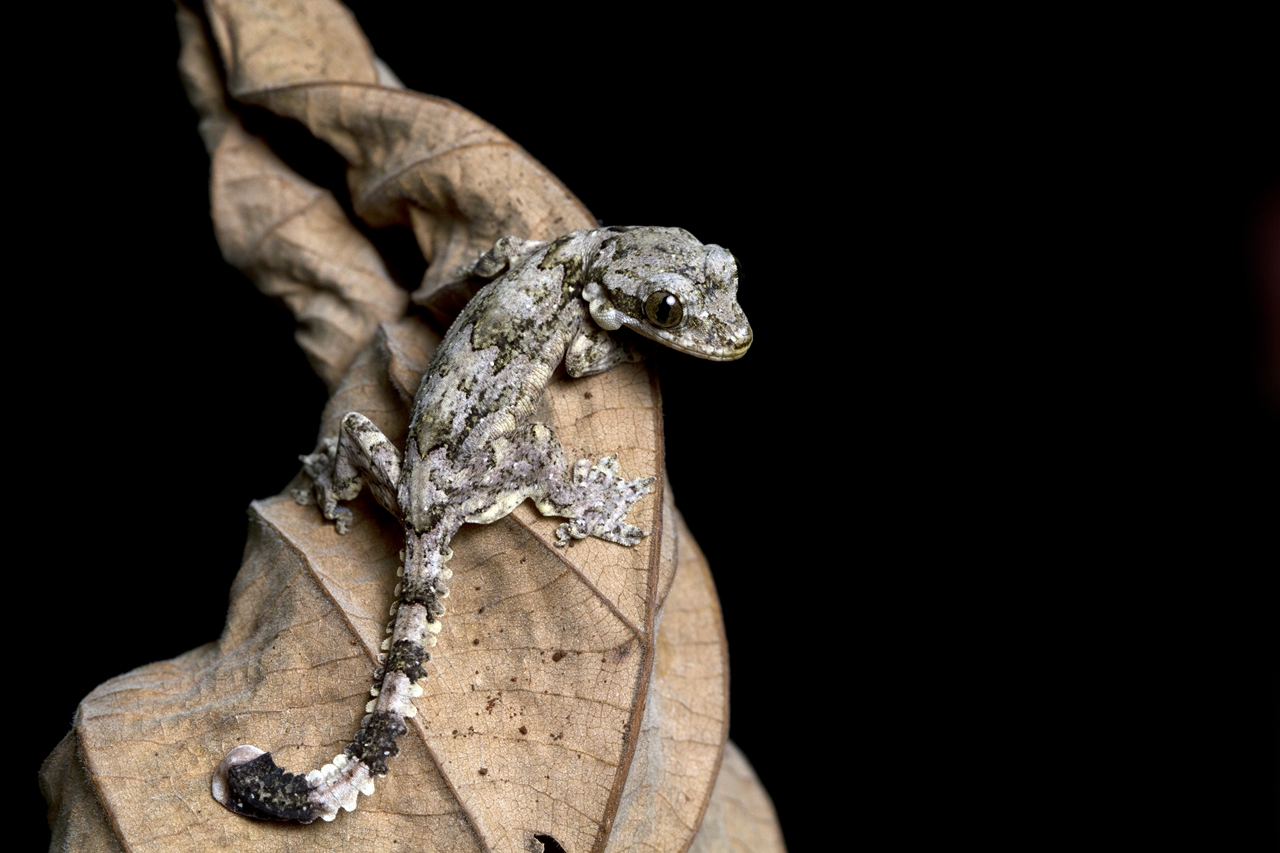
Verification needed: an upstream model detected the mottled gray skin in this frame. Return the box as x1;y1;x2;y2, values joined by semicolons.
213;226;751;823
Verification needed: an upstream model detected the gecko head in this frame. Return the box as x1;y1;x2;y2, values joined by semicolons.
582;226;752;360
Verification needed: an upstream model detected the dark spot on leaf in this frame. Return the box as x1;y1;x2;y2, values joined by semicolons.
473;638;480;645
519;726;528;735
478;767;488;776
552;651;566;662
584;391;593;399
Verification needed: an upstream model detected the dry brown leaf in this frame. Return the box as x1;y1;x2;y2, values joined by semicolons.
39;315;717;851
201;0;598;325
687;742;788;853
40;1;785;850
177;5;408;391
40;493;757;853
39;736;123;853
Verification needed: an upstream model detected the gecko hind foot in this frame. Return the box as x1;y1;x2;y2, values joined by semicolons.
330;506;355;535
292;436;361;535
294;440;344;516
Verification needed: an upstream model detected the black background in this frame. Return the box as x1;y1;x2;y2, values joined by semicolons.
23;5;1280;850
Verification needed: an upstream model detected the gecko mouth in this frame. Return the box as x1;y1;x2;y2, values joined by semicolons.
661;325;753;361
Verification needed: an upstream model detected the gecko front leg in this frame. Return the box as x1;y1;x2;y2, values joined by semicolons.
456;422;656;547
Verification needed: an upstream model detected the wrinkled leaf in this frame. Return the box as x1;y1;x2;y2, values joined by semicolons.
41;493;767;852
177;6;408;390
201;0;597;325
687;742;788;853
41;1;784;850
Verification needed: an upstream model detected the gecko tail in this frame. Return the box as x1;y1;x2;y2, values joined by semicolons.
212;543;449;823
213;744;377;823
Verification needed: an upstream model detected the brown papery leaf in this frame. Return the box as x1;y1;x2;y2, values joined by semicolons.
40;315;723;852
176;6;408;391
687;742;788;853
41;1;784;850
201;0;597;325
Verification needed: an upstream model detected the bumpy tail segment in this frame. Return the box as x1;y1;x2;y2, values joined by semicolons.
212;546;451;823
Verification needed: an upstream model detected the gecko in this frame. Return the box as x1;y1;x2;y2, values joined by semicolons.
211;225;752;823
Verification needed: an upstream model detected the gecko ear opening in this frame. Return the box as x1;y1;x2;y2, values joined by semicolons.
582;281;624;330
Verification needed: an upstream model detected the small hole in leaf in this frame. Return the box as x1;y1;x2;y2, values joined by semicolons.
534;834;567;853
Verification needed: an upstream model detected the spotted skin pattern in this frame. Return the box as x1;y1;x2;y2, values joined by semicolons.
212;226;752;823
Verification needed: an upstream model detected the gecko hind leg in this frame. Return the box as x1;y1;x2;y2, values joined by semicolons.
293;412;403;534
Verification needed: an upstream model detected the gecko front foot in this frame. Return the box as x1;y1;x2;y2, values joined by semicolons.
545;455;656;547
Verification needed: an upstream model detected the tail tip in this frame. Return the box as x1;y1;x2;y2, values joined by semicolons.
211;745;267;808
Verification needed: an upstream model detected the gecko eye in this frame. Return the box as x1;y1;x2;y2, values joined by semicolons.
644;291;684;328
